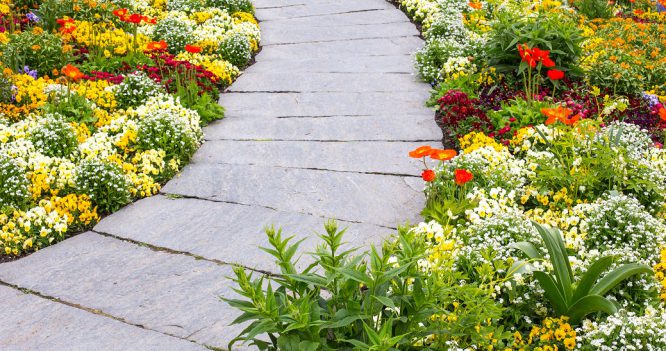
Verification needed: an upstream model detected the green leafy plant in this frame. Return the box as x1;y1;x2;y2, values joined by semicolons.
513;222;653;324
0;31;71;76
225;221;510;350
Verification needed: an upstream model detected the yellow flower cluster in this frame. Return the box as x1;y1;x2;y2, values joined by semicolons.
69;20;151;56
73;79;117;111
459;131;506;154
655;247;666;302
512;317;576;351
0;73;51;120
233;11;258;26
175;52;240;85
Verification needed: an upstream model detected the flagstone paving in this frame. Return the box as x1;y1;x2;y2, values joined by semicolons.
0;0;439;349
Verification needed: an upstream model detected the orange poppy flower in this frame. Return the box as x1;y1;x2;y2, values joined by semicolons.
422;169;436;182
430;149;458;161
146;40;167;51
112;8;128;19
185;44;202;54
62;64;84;81
409;146;433;158
468;1;482;9
454;169;474;186
542;106;574;125
659;107;666;122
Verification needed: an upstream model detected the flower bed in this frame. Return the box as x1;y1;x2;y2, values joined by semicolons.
226;1;666;350
0;0;260;258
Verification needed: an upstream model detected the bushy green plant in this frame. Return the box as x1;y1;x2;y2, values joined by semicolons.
484;10;583;74
218;32;252;69
226;221;511;350
75;160;130;213
135;111;198;164
41;86;97;125
29;114;78;158
113;71;164;110
0;31;71;76
0;155;31;210
174;81;225;125
153;17;194;54
575;0;613;19
207;0;254;13
513;222;653;324
487;98;551;130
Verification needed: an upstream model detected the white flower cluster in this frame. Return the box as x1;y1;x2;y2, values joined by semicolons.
579;307;666;351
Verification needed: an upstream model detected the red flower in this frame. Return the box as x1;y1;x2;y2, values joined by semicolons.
422;169;436;182
517;44;536;68
517;43;557;68
454;169;473;186
127;13;143;24
547;69;565;80
659;107;666;122
146;40;167;51
112;8;128;18
185;44;202;53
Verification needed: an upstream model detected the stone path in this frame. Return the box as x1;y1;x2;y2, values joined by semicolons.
0;1;439;349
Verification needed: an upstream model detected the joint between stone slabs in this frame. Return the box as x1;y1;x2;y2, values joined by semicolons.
156;192;401;230
0;279;208;349
90;229;281;278
262;34;420;47
203;137;442;143
260;8;388;20
200;161;419;178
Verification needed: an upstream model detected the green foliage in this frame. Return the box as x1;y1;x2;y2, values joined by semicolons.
218;33;252;69
225;221;510;350
135;112;198;164
575;0;613;19
207;0;255;14
29;114;78;158
484;10;583;73
487;98;551;130
513;222;653;324
75;160;131;213
0;155;31;210
174;81;225;125
113;72;164;110
41;88;97;125
153;17;193;54
0;31;71;76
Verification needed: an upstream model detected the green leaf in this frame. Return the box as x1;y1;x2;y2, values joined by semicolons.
338;267;372;286
534;222;573;301
534;271;568;315
590;263;653;296
512;241;543;260
373;295;397;309
573;255;614;301
565;295;617;323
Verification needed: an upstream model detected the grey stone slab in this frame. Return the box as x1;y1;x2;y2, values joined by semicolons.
243;55;415;74
0;285;207;351
260;8;409;27
256;1;393;21
228;72;426;93
203;113;441;141
218;91;432;117
261;22;417;45
0;233;250;350
162;163;424;227
94;195;392;270
192;140;425;175
254;36;423;60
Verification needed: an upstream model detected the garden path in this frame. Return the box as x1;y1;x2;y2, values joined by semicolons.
0;0;439;349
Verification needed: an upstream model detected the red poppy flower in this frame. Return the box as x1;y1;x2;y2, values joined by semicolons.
454;169;473;186
430;149;458;161
547;69;565;80
185;44;202;53
409;146;433;158
422;169;436;182
112;8;128;19
659;107;666;122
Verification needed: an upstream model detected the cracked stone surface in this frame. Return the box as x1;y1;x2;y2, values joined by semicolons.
0;1;438;349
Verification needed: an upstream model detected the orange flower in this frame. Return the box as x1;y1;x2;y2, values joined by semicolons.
430;149;457;161
468;1;482;9
422;169;436;182
112;8;128;19
146;40;167;51
659;107;666;122
542;106;574;125
409;146;433;158
185;44;202;54
454;169;473;186
62;64;84;81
